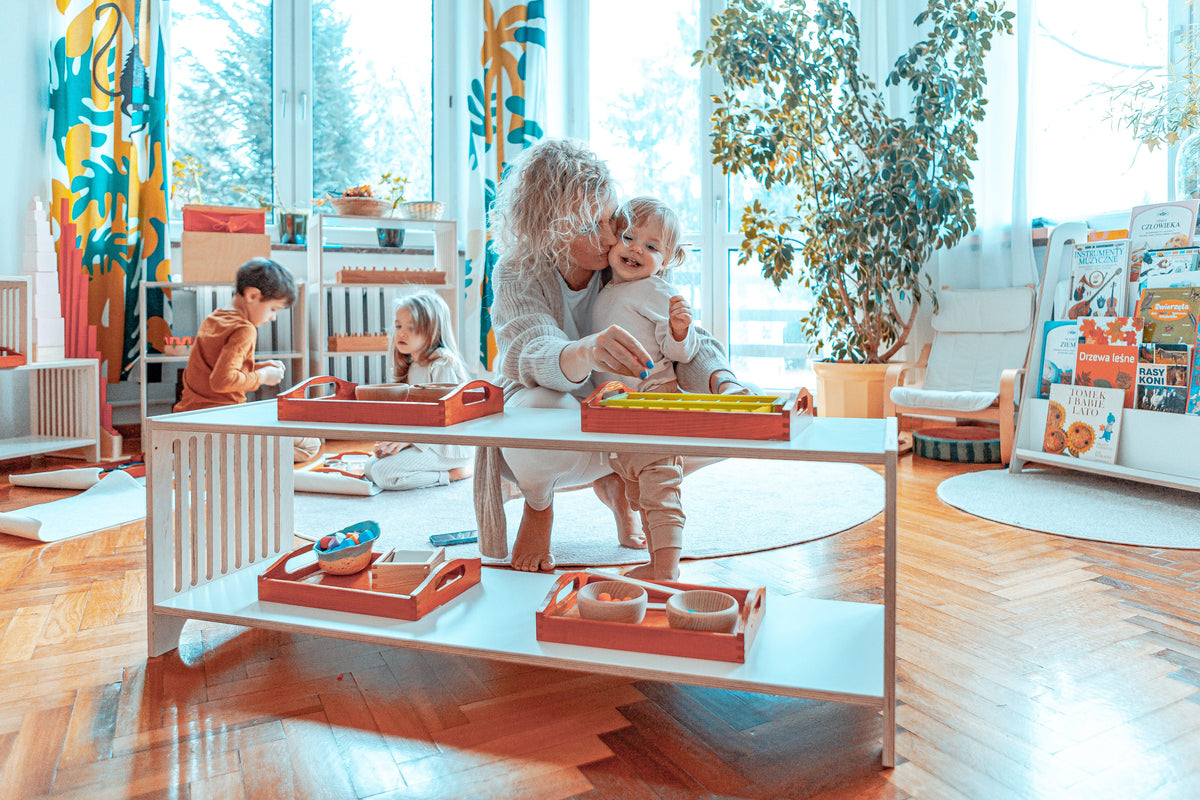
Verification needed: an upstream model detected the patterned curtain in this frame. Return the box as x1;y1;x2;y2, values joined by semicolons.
465;0;547;371
49;0;171;383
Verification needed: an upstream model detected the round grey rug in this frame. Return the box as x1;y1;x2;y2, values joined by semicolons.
294;459;885;566
938;468;1200;549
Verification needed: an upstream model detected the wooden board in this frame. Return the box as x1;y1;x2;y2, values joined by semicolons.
580;381;813;441
336;268;447;285
536;572;767;663
276;376;503;426
258;544;481;620
327;333;388;352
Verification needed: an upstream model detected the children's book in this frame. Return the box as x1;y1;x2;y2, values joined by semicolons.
1188;347;1200;414
1037;320;1079;399
1072;316;1142;408
1043;383;1124;464
1133;247;1200;312
1134;343;1191;413
1137;286;1200;345
1127;200;1200;281
1067;240;1129;319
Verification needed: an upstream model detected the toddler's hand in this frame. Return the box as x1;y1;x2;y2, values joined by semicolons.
258;364;285;386
668;295;692;342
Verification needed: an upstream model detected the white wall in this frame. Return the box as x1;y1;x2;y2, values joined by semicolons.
0;5;51;279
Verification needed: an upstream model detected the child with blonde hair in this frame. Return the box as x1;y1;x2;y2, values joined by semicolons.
364;291;474;490
591;197;700;580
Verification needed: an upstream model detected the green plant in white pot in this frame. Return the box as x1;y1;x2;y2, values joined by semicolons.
697;0;1014;377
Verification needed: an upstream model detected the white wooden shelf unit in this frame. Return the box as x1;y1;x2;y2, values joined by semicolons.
136;280;308;440
1;276;101;462
144;402;898;768
1010;221;1200;492
306;213;460;384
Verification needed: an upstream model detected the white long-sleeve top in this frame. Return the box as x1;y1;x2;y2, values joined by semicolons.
590;275;701;392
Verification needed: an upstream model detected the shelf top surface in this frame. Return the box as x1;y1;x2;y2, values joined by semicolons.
148;398;895;461
157;565;884;702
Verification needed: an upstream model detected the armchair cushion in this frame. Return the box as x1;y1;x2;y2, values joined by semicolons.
922;287;1035;395
889;386;998;413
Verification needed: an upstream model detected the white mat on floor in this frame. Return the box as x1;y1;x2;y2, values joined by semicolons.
293;459;885;566
937;467;1200;548
0;470;147;542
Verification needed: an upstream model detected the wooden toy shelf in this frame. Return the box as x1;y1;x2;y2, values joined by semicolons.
144;400;898;768
1010;222;1200;492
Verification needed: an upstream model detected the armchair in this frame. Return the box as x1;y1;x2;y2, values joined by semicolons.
884;286;1036;465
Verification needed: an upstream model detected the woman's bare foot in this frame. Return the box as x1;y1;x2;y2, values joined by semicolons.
591;472;646;549
511;502;555;572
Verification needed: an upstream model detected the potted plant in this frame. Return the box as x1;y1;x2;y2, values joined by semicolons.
696;0;1013;416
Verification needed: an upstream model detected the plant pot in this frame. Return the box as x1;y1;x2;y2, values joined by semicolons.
376;228;405;248
811;360;892;418
278;212;307;245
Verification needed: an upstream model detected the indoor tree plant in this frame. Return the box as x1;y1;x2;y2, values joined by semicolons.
696;0;1013;410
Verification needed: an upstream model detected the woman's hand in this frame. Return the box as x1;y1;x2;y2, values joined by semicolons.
668;295;692;342
373;441;411;457
560;325;653;383
710;370;751;395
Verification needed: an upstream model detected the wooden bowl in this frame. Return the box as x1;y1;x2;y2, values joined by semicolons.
576;580;647;624
329;197;392;217
665;589;739;633
313;520;380;575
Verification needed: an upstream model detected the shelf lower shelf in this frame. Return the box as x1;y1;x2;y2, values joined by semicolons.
155;565;885;705
144;351;304;364
0;435;97;462
1012;448;1200;492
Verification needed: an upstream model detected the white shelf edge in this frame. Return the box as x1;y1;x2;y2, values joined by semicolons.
0;436;96;461
1013;448;1200;491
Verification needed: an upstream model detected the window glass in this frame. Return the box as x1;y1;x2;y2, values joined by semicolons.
1031;1;1169;220
168;0;274;215
311;0;433;201
588;1;702;234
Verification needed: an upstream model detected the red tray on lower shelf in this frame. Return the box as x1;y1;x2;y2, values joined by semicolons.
0;347;27;368
535;572;766;663
258;544;481;620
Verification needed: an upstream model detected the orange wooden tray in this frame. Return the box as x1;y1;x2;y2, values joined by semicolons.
536;572;766;663
580;381;813;441
0;347;27;368
258;544;481;620
276;376;503;426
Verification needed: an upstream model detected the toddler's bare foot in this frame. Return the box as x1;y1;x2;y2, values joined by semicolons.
624;561;657;581
591;472;646;549
511;502;555;572
448;465;472;482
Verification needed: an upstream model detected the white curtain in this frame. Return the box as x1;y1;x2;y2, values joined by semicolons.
861;0;1038;291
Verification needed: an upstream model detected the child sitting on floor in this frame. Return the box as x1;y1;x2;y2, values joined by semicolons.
174;257;321;462
364;291;474;490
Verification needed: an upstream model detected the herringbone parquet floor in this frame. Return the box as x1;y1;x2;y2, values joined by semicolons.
1;448;1199;799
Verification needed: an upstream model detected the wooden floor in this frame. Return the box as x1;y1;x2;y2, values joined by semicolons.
1;447;1199;800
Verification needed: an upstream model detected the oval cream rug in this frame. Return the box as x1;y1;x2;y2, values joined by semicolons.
295;459;885;566
938;467;1200;549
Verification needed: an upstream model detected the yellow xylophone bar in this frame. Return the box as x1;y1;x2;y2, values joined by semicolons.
599;392;783;413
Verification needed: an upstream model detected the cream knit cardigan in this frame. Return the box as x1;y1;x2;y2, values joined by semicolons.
474;257;731;558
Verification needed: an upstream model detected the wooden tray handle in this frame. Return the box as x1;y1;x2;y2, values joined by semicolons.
443;379;503;409
739;586;766;624
411;557;482;602
277;375;358;402
261;544;321;582
789;387;814;418
540;571;587;616
581;381;631;409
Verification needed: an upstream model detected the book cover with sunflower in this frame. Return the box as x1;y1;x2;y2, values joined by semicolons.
1043;383;1125;463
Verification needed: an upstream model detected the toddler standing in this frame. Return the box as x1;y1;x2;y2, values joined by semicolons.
591;197;700;580
364;291;474;490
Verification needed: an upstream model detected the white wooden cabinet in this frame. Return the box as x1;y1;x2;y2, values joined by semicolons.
137;280;308;439
306;213;460;384
1010;222;1200;491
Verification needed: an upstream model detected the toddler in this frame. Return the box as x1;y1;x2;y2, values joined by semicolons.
364;291;474;490
174;257;320;462
591;197;700;580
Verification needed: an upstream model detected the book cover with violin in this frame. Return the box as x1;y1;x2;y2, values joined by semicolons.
1072;316;1142;408
1137;285;1200;345
1067;240;1129;319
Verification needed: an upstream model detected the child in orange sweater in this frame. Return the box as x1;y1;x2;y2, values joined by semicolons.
174;258;320;462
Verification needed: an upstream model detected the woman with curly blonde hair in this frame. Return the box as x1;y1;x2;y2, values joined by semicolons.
476;138;751;571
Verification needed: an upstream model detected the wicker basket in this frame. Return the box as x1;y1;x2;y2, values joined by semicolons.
329;196;393;218
395;200;447;220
